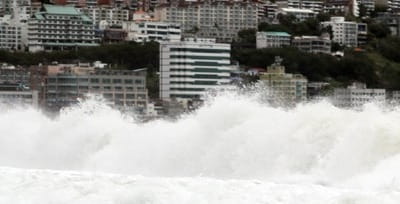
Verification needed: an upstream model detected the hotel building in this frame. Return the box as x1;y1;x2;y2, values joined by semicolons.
28;4;98;52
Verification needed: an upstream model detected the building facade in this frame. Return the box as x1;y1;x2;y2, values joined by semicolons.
123;21;181;42
28;4;98;52
388;0;400;12
0;0;31;15
324;0;359;17
260;57;308;105
79;6;130;28
256;31;291;49
320;16;366;47
155;0;259;42
159;38;234;101
45;64;148;112
333;82;386;108
287;0;324;13
0;66;39;107
292;35;331;54
278;7;317;21
375;13;400;37
0;19;27;51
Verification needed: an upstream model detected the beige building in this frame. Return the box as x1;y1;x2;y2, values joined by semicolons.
31;63;149;113
260;57;308;105
154;0;258;42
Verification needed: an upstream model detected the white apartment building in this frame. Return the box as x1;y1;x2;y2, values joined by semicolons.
320;16;366;47
79;6;130;28
287;0;324;13
123;21;181;42
159;38;234;101
0;0;30;14
260;56;308;105
155;0;259;42
333;82;386;108
292;35;331;54
256;31;291;49
278;7;316;21
28;4;98;52
0;15;28;51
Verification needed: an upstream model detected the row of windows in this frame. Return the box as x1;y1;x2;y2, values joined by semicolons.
169;48;230;53
48;78;144;84
170;74;230;79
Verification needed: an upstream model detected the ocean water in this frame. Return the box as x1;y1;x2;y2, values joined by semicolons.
0;93;400;203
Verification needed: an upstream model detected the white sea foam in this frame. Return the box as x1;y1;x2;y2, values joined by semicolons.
0;92;400;203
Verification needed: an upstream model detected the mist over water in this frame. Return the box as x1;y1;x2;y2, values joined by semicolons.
1;92;400;203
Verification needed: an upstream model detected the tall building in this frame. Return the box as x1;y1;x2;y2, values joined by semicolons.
154;0;259;42
260;56;308;105
0;15;28;51
256;31;291;49
333;82;386;108
320;16;367;47
0;0;30;15
28;4;98;52
159;38;234;101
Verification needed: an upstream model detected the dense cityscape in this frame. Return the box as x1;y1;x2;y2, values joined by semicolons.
1;0;400;119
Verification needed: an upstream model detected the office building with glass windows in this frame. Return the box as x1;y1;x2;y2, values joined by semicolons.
159;38;234;101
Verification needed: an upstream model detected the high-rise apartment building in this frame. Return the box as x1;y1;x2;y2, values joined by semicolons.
260;57;308;105
0;15;28;51
0;0;30;14
159;38;234;101
154;0;259;42
320;16;366;47
28;4;98;52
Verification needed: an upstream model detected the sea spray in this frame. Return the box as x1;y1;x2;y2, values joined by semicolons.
0;92;400;203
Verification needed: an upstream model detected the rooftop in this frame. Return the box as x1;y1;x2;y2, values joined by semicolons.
43;4;81;15
258;31;291;37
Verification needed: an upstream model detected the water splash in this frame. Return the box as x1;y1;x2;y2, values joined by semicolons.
0;92;400;203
